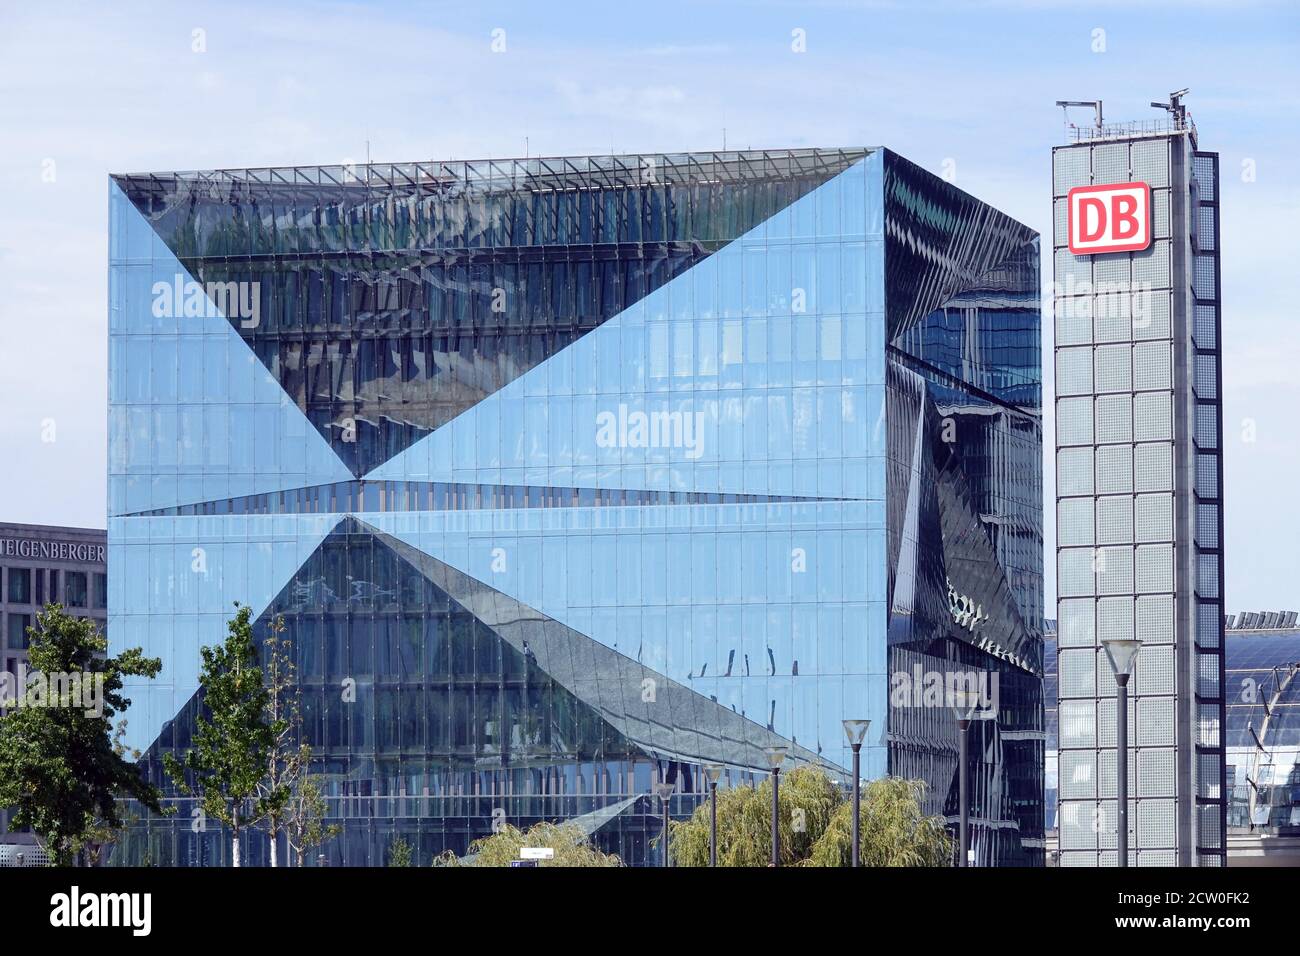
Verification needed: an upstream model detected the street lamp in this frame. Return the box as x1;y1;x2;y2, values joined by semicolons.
764;746;788;867
1102;638;1142;868
842;719;871;867
950;687;986;868
655;780;676;868
652;778;676;868
702;763;724;867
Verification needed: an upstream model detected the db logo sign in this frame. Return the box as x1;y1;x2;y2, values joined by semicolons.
1067;182;1152;255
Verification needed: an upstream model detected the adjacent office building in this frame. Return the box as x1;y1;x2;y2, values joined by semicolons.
108;147;1043;865
1052;100;1227;865
0;522;108;864
1048;612;1300;866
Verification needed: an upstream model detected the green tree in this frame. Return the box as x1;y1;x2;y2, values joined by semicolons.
285;764;340;867
256;617;301;867
0;605;164;866
669;766;952;867
72;719;145;866
457;822;622;867
804;777;953;867
250;616;338;867
163;603;283;867
388;836;414;867
668;765;836;867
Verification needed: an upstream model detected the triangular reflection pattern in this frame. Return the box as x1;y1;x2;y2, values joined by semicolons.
114;151;870;476
366;519;832;774
122;516;823;865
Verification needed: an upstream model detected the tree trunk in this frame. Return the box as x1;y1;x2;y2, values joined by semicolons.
269;826;278;868
232;821;241;868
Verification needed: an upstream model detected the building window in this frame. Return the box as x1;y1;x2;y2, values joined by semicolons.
35;569;44;607
65;571;87;609
7;568;31;605
48;569;59;603
93;572;108;610
6;613;31;651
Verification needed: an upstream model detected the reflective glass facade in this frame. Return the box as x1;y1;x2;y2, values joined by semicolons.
108;148;1042;865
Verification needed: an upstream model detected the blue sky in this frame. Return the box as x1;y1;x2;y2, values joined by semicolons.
0;0;1296;610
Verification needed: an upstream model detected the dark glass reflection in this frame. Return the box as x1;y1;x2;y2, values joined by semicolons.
883;151;1044;867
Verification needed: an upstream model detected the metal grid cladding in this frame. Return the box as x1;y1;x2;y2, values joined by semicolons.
1051;129;1226;867
1190;150;1226;864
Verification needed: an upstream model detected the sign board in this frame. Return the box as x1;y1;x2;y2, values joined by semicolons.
1066;181;1152;255
0;538;105;563
519;847;555;860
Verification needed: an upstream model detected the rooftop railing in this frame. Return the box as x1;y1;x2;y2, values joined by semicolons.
1064;115;1197;146
114;147;876;197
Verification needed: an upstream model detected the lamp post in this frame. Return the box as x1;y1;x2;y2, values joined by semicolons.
950;687;986;868
1102;638;1142;868
842;719;871;867
703;763;724;867
653;779;676;868
764;746;788;867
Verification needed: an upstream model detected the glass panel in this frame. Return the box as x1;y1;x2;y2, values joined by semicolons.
7;568;31;605
65;571;88;608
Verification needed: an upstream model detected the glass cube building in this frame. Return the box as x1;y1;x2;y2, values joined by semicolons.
107;148;1043;866
1052;123;1227;865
